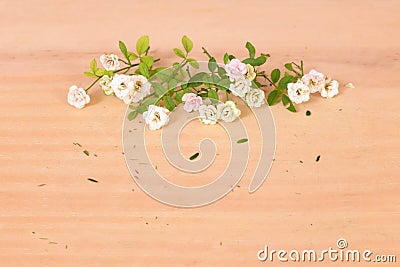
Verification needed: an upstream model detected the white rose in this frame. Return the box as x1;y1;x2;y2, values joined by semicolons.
245;88;265;107
287;82;311;104
198;105;218;125
245;64;256;81
321;79;339;98
99;75;113;95
100;53;120;71
67;85;90;109
143;105;170;130
301;69;325;93
217;101;241;122
229;77;251;98
225;58;247;81
110;74;133;104
130;75;151;103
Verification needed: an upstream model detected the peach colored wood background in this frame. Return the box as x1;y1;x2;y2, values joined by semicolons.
1;0;399;266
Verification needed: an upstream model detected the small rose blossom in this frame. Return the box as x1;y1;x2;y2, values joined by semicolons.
131;75;151;103
67;85;90;109
110;74;133;104
143;105;170;130
245;88;265;107
301;69;325;93
99;75;113;95
229;77;252;98
321;79;339;98
198;105;218;125
182;93;202;112
287;82;311;104
225;58;247;81
245;64;256;81
100;53;120;71
217;101;241;123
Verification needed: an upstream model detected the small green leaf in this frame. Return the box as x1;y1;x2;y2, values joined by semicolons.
84;71;96;78
237;138;248;144
173;48;186;58
128;111;138;121
271;69;281;83
83;150;89;156
152;83;167;95
182;35;193;53
284;63;293;71
136;35;149;55
128;52;138;61
242;55;266;66
223;53;229;64
94;68;107;77
282;94;297;112
189;152;199;160
139;62;150;78
187;58;199;69
245;42;256;58
119;41;128;59
90;59;97;72
208;89;219;100
175;91;184;103
164;96;175;111
140;56;154;68
278;75;294;90
208;57;217;72
267;90;281;106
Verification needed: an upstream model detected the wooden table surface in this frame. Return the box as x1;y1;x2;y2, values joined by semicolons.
1;0;399;266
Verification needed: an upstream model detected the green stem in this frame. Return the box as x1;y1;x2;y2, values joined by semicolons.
85;77;101;92
201;47;213;59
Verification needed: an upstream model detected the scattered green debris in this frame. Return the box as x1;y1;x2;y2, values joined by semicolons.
316;155;321;162
87;178;98;183
237;138;248;144
37;184;46;187
83;150;89;156
306;110;311;116
73;142;82;147
49;242;58;245
189;152;200;160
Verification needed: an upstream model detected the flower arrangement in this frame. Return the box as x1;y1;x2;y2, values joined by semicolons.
68;35;340;130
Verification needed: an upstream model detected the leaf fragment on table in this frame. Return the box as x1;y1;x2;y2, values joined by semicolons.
189;152;199;160
237;138;248;144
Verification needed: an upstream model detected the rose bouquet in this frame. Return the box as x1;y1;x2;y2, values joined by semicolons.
68;35;340;130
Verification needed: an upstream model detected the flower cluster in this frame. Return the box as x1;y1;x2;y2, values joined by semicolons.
67;35;343;131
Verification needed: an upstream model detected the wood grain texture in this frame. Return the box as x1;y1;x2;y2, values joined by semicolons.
0;0;399;266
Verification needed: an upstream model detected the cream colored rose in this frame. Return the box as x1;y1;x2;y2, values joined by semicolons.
100;53;120;71
198;105;218;125
301;69;325;93
321;79;339;98
99;75;113;95
217;101;241;122
143;105;170;130
287;82;310;104
130;75;151;103
229;77;251;98
67;85;90;109
245;88;265;107
245;64;256;81
110;74;133;104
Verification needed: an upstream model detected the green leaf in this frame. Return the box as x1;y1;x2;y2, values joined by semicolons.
128;52;138;61
237;138;248;144
208;89;219;100
189;152;199;160
216;78;230;91
141;97;158;107
119;41;128;59
90;59;97;72
242;55;267;66
217;66;226;77
267;90;281;105
278;75;294;90
271;69;281;83
173;48;186;58
139;62;150;78
83;150;89;156
208;57;217;72
223;53;229;64
84;71;96;78
140;56;154;68
281;94;296;112
181;35;193;53
168;79;178;90
136;35;149;55
152;83;167;95
128;111;138;121
245;42;256;58
94;68;107;77
163;96;175;111
187;58;199;69
284;63;293;71
175;91;184;103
